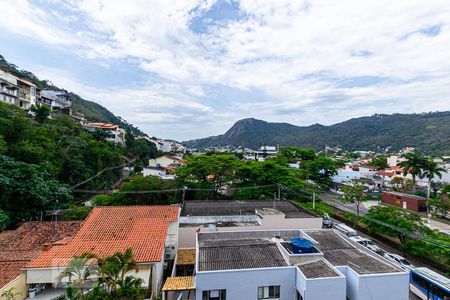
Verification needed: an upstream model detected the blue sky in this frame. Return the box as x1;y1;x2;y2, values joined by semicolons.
0;0;449;141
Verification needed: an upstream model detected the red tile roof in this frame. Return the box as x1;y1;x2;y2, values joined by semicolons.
26;206;180;268
0;221;83;289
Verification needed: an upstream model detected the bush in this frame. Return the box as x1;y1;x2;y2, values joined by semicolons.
63;205;93;220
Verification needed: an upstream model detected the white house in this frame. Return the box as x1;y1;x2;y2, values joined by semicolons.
148;155;184;169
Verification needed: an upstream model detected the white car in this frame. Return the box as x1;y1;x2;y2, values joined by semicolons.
349;236;383;254
383;253;414;270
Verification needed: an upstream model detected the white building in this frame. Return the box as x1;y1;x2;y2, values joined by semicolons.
148;155;184;169
0;68;37;109
85;122;126;144
163;229;409;300
178;201;323;248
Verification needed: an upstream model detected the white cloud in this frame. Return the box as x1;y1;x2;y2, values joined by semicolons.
1;0;450;139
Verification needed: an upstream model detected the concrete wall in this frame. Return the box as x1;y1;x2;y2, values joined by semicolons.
295;268;346;300
179;216;322;248
195;267;296;300
337;266;409;300
0;274;27;300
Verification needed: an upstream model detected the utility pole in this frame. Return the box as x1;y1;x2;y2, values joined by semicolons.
313;192;316;210
277;183;281;201
181;186;187;204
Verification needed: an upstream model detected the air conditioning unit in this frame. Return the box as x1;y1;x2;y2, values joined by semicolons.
165;252;175;260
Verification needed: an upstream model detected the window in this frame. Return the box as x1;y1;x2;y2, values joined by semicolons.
258;286;280;300
202;289;226;300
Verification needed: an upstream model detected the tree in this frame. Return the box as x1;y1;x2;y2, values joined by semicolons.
429;196;450;219
341;181;366;216
176;154;242;199
0;209;10;231
363;206;428;244
31;104;51;123
0;155;73;225
399;150;426;193
92;175;177;206
370;155;388;169
0;288;21;300
57;257;98;300
420;159;445;209
60;249;145;300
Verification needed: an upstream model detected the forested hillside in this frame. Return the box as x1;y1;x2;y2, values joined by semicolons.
184;113;450;154
0;102;158;229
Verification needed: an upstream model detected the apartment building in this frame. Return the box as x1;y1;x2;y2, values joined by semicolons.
0;69;37;109
163;229;409;300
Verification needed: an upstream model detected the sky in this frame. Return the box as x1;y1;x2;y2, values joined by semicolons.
0;0;449;141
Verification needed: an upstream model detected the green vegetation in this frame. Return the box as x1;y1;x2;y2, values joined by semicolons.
184;113;450;154
399;150;427;192
0;102;157;228
363;206;450;270
341;180;367;216
369;155;388;169
92;176;178;206
292;200;333;216
57;249;145;300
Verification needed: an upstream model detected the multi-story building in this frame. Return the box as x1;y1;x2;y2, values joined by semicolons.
0;69;37;109
39;89;72;114
85;122;126;144
163;229;409;300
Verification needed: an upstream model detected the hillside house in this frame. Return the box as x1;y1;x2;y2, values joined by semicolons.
0;68;37;109
23;205;180;299
85;122;126;144
0;221;83;300
148;155;184;169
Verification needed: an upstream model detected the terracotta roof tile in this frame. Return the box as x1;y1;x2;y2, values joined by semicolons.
176;248;196;265
162;276;195;291
0;221;82;289
26;206;180;268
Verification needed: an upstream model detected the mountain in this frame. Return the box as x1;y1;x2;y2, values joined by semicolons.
184;113;450;154
0;55;145;136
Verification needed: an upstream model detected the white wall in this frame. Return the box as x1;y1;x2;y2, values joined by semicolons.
195;267;296;300
178;216;322;248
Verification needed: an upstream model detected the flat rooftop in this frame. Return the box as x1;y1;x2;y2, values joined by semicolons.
198;238;287;271
182;200;314;218
297;260;339;278
306;231;402;274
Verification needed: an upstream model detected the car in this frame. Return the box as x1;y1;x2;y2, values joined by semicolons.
362;240;382;254
333;223;358;237
322;213;333;228
383;253;414;270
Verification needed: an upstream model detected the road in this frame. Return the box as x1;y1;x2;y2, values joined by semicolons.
320;191;370;215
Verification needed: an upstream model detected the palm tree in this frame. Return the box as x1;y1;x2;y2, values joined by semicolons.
1;288;21;300
399;150;426;193
420;158;446;214
57;257;98;300
112;248;138;282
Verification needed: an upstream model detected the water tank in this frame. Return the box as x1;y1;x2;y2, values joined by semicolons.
290;237;314;254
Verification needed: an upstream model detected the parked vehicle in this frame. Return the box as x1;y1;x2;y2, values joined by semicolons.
410;267;450;300
333;223;358;237
383;253;414;270
348;236;383;254
322;213;333;228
